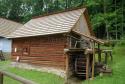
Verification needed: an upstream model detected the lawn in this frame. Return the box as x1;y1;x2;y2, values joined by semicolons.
84;40;125;84
0;61;64;84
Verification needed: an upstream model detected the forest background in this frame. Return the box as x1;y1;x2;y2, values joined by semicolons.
0;0;124;40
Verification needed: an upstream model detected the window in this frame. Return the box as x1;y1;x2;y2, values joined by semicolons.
22;46;29;55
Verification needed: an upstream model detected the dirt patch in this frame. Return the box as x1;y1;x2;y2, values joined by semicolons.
65;77;82;84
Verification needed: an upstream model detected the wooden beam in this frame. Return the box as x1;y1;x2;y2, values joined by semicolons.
0;73;3;84
65;53;69;80
91;42;95;79
86;54;89;80
84;9;94;36
104;52;108;64
98;43;101;63
69;36;72;48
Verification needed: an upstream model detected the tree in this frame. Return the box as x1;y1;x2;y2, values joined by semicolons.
0;0;124;39
7;0;23;22
32;0;44;16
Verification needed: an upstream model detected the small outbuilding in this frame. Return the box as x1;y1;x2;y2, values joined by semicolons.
0;18;22;59
7;8;104;79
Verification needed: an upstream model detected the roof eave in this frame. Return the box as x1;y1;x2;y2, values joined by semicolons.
6;32;70;39
72;31;105;44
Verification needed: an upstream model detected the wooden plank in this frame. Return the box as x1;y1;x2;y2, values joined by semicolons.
12;56;66;62
84;9;94;36
65;53;69;80
98;43;101;62
12;58;66;64
29;53;64;57
31;61;65;65
11;55;65;58
11;59;66;70
30;63;66;70
29;60;65;65
21;58;65;62
91;42;95;79
105;53;108;64
12;53;64;57
30;47;64;50
30;62;65;69
72;31;104;44
20;60;30;63
0;73;3;84
86;54;89;80
110;51;113;61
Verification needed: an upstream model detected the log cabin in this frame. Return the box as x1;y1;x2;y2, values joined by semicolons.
7;8;104;79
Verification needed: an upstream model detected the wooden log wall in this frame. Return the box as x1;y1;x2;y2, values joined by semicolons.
11;34;67;70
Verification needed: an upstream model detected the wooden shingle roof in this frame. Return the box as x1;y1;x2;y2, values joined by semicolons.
0;18;23;37
7;8;87;38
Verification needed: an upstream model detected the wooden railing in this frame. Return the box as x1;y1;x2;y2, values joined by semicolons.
0;70;36;84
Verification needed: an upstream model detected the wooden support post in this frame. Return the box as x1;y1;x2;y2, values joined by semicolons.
0;73;3;84
110;51;113;61
91;41;95;79
103;50;113;64
86;54;89;80
105;52;108;64
65;53;69;82
98;43;101;63
69;36;72;48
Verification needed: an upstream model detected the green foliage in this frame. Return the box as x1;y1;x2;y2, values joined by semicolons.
86;0;125;39
0;0;125;39
6;67;64;84
116;37;125;46
91;13;105;28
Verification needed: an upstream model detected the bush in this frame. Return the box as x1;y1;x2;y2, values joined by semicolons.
117;37;125;46
103;41;117;48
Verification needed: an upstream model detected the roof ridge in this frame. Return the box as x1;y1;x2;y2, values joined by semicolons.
32;7;86;19
0;17;23;25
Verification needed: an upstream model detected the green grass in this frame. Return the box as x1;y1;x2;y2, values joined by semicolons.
83;40;125;84
0;62;64;84
6;67;64;84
